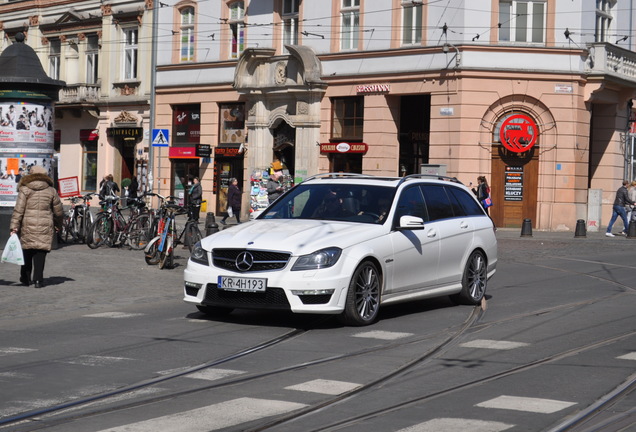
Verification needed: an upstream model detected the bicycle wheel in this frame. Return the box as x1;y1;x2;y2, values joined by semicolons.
88;215;112;249
144;238;161;265
60;215;74;243
159;236;173;269
82;210;94;244
185;223;202;252
127;214;150;250
75;212;85;242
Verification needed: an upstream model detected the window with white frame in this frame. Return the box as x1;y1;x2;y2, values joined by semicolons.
341;0;359;51
123;28;138;80
283;0;299;48
498;0;545;44
180;7;195;62
595;0;615;42
402;1;422;45
49;38;61;80
229;1;245;59
86;34;99;84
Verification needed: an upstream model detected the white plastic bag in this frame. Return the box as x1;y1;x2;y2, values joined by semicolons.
227;206;234;218
2;233;24;265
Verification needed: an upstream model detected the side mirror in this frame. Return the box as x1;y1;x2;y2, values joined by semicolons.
396;215;425;230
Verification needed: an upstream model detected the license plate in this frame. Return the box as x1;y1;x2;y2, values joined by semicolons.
217;276;267;292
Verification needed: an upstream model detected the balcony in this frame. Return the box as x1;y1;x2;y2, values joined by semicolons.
58;83;101;104
586;43;636;85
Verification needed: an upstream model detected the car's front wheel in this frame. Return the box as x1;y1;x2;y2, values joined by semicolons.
451;250;487;305
339;261;381;326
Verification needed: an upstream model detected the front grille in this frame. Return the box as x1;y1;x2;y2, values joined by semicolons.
203;284;290;310
298;294;332;305
212;249;291;272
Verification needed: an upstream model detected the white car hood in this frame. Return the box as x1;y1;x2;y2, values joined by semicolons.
201;219;384;255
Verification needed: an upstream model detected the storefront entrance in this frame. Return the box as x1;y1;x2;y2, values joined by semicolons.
214;149;244;216
171;159;199;207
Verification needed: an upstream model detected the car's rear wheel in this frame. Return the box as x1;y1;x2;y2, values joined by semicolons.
196;305;233;316
451;250;487;305
339;261;381;326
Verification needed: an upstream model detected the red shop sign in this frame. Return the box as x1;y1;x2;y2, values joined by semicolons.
499;114;538;153
320;142;368;153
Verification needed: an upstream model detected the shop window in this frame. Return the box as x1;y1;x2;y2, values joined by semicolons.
498;1;545;44
283;0;300;49
341;0;359;50
401;1;422;45
123;28;138;80
229;1;245;59
595;0;615;42
49;38;61;80
82;141;98;191
180;6;195;62
86;34;99;84
332;97;364;140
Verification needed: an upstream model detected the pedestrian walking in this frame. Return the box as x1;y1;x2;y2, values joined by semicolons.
188;176;202;222
220;178;242;225
9;165;63;288
471;175;491;215
626;180;636;225
606;180;636;237
267;170;284;204
99;174;120;200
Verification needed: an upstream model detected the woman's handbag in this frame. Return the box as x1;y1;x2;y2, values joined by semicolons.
2;233;24;265
227;206;234;218
482;196;493;208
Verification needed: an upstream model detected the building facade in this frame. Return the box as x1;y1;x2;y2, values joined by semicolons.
0;0;154;198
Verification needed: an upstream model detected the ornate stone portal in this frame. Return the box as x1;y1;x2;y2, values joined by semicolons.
233;45;326;182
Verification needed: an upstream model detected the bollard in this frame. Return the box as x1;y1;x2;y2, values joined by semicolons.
628;219;636;238
205;212;219;236
574;219;587;238
520;218;533;237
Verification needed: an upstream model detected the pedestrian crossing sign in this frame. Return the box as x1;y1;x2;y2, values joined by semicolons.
152;129;169;146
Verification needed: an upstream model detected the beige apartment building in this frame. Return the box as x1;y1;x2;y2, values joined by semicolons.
0;0;154;197
152;1;636;231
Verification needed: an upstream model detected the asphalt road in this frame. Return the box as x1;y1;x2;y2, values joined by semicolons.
0;228;635;432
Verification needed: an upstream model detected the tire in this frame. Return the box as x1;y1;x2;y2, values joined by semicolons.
450;250;487;305
185;223;202;252
144;239;160;265
196;305;233;316
159;236;173;269
88;215;111;249
338;261;381;326
127;215;150;250
60;216;74;243
82;211;94;244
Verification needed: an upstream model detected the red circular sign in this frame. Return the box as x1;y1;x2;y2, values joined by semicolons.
499;114;538;153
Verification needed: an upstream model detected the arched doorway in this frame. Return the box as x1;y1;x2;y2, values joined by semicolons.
272;121;295;177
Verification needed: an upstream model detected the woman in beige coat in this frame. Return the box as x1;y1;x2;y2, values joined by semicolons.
10;165;63;288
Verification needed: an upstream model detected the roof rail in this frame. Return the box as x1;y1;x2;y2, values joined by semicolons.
302;172;368;183
396;174;463;188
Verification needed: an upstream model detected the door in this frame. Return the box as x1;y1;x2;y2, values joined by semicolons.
171;159;199;207
490;145;539;228
215;157;243;215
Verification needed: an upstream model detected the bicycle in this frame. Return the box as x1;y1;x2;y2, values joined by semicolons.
59;193;96;244
144;201;202;269
87;196;150;250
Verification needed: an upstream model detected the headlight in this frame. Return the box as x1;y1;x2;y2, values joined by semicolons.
190;241;209;266
292;247;342;271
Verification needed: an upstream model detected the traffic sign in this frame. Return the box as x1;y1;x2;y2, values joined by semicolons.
151;129;169;146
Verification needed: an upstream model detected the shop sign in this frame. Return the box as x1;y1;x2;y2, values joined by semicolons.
356;84;390;94
106;127;142;138
172;105;200;146
215;147;243;157
320;142;368;153
504;166;523;201
196;144;211;157
79;129;99;141
169;146;197;158
499;114;538;153
58;176;79;198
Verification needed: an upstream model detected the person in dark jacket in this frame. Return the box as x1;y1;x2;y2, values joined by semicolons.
220;178;242;225
99;174;120;200
188;176;202;221
471;175;491;214
9;165;64;288
606;180;636;237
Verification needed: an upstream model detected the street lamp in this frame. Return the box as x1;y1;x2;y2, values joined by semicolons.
442;43;461;68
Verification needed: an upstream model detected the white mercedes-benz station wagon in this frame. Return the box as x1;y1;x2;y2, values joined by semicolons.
184;174;497;326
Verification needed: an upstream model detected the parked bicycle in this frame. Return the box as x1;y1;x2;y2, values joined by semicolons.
87;195;150;250
59;193;96;244
144;201;202;269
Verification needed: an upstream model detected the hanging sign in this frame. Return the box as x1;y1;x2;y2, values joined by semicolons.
499;114;538;153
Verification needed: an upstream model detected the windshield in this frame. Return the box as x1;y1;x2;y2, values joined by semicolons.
259;183;395;224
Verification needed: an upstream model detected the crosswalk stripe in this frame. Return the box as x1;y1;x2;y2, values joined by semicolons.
60;355;133;366
396;418;514;431
617;352;636;360
285;379;361;395
0;347;37;356
460;340;530;350
185;368;246;381
96;397;307;432
476;395;576;413
83;312;145;319
353;330;413;340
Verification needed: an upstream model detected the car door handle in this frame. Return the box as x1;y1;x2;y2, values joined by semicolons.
427;230;437;238
460;221;469;229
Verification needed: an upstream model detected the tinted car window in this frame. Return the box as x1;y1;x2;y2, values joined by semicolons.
445;186;466;217
447;186;484;216
420;185;454;221
395;186;427;221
